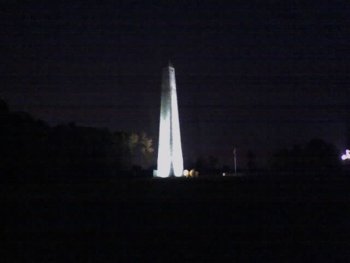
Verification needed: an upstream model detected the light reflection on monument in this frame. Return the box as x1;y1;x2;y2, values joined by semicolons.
156;62;184;177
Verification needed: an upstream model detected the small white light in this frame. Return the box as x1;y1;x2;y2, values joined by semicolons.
222;173;226;176
341;149;350;161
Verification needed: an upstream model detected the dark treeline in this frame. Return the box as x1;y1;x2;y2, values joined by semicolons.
269;138;342;177
191;139;343;178
0;98;154;182
0;97;345;182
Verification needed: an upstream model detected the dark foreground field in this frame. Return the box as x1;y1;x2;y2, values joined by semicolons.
2;175;350;262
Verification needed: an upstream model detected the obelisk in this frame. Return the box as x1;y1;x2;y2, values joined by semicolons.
156;62;183;177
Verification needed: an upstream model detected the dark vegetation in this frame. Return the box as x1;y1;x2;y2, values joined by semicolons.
0;98;154;182
0;97;345;182
270;139;342;175
1;98;350;261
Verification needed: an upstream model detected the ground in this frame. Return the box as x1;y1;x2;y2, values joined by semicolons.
2;175;350;262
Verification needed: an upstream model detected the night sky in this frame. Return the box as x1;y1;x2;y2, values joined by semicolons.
1;1;350;167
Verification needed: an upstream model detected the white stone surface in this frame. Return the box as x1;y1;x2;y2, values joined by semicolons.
156;63;184;177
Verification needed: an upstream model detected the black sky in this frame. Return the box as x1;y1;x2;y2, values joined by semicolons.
1;1;350;167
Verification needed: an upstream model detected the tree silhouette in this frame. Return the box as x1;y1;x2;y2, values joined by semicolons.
0;98;9;112
270;138;341;175
139;132;154;167
0;97;154;182
246;151;256;172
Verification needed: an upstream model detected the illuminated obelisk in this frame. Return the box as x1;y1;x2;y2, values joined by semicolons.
156;62;183;177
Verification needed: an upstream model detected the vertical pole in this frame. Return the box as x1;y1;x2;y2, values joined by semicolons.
233;147;237;175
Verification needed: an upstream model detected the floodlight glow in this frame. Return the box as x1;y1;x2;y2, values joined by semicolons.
183;169;189;176
156;64;184;177
341;149;350;161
